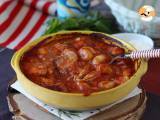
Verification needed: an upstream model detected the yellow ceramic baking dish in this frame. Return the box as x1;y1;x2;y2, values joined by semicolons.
11;31;148;110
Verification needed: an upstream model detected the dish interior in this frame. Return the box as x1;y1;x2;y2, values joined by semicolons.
20;32;138;96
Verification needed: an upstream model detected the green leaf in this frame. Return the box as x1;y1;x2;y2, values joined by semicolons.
43;11;119;35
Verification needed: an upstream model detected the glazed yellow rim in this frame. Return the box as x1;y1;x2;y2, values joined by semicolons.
11;30;147;96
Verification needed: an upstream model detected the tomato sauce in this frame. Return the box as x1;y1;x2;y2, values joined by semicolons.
20;33;136;96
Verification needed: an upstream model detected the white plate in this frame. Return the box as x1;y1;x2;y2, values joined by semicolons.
112;33;154;50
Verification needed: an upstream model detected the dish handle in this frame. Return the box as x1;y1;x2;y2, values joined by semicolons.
11;52;18;71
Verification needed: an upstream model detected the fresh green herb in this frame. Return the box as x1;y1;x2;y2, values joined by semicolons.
44;12;119;35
